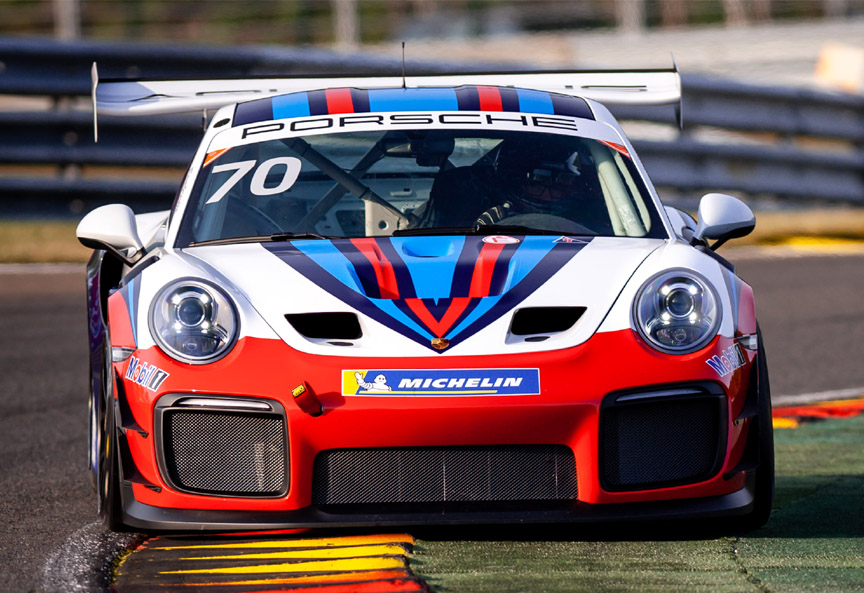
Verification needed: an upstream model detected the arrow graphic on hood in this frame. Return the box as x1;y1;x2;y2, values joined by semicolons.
265;235;591;353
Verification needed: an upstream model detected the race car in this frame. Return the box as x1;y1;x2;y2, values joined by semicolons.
77;67;773;532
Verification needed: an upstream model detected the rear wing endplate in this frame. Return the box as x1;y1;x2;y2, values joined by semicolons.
91;63;681;138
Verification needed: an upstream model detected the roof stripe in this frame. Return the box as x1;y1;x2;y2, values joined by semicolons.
307;89;329;116
232;86;593;127
371;87;459;112
326;88;355;114
233;97;276;126
271;93;309;119
515;88;554;114
498;86;521;112
454;86;481;111
350;88;371;113
477;86;504;111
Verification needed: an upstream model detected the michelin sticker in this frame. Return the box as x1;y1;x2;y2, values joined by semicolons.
344;369;540;396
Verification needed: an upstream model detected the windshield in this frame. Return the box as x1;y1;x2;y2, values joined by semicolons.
179;128;665;245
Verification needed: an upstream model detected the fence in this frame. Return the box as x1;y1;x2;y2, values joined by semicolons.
1;37;862;217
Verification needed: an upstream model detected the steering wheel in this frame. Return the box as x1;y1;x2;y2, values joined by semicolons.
226;199;283;235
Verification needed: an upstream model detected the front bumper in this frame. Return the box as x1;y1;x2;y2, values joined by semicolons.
114;328;758;528
119;475;757;531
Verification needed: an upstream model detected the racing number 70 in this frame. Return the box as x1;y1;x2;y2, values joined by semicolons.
205;157;303;204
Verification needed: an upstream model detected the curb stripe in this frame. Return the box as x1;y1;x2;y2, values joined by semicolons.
154;533;414;550
186;568;412;586
236;580;425;593
185;543;409;561
773;386;864;407
160;555;408;575
116;532;427;591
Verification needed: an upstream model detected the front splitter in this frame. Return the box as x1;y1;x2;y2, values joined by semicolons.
119;479;755;532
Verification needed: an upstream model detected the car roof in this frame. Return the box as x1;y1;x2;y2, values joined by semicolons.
231;85;596;126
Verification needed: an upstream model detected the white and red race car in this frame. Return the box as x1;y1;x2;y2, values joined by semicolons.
78;68;773;532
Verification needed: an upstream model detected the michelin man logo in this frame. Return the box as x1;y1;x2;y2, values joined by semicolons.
354;372;392;393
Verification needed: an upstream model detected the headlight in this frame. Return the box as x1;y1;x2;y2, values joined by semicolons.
633;270;720;353
149;279;238;364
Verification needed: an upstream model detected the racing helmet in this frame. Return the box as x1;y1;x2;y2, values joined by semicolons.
493;141;584;213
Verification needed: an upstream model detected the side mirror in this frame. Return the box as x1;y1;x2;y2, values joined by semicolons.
692;193;755;250
76;204;144;265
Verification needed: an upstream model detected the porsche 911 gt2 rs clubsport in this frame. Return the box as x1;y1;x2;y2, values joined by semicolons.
77;68;773;532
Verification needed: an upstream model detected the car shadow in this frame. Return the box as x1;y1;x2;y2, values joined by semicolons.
413;473;864;543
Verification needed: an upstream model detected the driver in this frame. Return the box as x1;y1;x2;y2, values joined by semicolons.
475;145;585;227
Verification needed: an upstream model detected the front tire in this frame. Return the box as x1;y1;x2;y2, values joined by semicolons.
97;379;124;531
739;328;775;530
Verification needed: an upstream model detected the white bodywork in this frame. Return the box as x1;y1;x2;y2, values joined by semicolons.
93;66;680;117
84;70;750;361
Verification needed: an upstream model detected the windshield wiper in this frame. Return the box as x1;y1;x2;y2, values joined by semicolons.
392;225;591;237
392;226;479;236
189;232;329;247
268;232;329;241
472;224;582;236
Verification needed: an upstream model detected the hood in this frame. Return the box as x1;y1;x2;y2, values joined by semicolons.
185;235;663;357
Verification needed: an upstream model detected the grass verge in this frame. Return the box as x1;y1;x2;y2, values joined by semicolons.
0;220;90;263
411;415;864;592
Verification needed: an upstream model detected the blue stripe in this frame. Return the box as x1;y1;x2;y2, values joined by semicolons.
126;277;137;346
515;89;555;114
291;240;364;293
449;296;502;336
368;88;458;112
272;93;312;119
725;268;740;330
390;236;464;299
501;236;557;288
447;237;554;335
369;299;435;341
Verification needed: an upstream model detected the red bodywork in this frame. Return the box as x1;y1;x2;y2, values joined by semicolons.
109;280;757;515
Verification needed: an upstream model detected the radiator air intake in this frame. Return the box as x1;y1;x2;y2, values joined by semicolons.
312;445;577;505
156;396;288;497
600;384;726;491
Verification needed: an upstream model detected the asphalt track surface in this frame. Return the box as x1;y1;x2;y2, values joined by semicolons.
1;249;863;592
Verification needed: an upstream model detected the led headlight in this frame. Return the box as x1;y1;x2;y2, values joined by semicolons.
149;279;238;364
633;270;720;353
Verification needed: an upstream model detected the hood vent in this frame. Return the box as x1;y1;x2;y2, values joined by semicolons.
285;312;362;340
510;307;586;337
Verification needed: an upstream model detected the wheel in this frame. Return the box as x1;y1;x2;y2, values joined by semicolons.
97;376;124;531
738;327;775;530
88;371;97;490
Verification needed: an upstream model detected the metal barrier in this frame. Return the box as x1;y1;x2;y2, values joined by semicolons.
1;37;862;216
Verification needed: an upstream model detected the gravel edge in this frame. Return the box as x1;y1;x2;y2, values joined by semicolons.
39;523;145;593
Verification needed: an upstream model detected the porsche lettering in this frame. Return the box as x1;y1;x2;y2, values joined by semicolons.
240;112;579;140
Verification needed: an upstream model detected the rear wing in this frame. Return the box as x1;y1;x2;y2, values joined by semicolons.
91;63;681;137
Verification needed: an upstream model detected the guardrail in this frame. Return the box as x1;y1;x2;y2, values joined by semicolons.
1;37;862;217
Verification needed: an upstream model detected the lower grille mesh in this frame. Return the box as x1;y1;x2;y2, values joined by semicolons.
163;410;287;496
312;445;577;505
601;396;721;490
